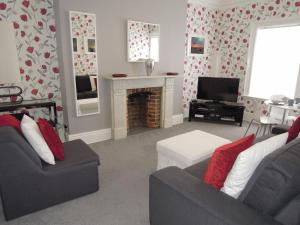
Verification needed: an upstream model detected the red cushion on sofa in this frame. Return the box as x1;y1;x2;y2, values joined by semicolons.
287;116;300;143
0;114;22;133
204;134;256;189
38;118;64;160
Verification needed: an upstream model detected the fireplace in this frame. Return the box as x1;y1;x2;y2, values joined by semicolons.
105;75;176;140
127;88;161;131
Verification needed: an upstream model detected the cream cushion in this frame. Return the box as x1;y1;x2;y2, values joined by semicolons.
221;132;288;198
156;130;231;170
21;115;55;165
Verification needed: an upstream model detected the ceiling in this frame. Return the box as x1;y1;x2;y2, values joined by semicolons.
188;0;256;8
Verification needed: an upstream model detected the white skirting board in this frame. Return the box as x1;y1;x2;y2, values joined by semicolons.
67;114;184;144
68;128;112;144
172;114;184;125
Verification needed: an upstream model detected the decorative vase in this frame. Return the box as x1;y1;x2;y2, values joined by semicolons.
145;59;155;76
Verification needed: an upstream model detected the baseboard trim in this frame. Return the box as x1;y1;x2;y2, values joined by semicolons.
172;114;184;125
68;114;184;144
68;128;112;144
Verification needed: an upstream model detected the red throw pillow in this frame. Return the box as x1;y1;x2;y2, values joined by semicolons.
0;114;22;133
287;116;300;143
204;134;256;189
38;118;64;160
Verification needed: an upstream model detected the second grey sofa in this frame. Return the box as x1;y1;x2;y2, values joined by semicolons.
0;126;100;220
150;134;300;225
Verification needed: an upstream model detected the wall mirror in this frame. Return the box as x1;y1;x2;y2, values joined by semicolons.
69;11;100;117
127;20;160;62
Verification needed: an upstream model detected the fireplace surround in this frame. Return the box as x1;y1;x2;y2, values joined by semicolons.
105;75;176;140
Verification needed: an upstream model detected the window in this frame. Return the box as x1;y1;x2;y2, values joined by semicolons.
247;24;300;99
150;36;159;62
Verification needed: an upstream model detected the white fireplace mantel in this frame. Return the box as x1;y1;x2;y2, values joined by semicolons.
104;74;176;140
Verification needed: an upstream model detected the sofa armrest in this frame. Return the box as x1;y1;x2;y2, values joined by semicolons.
150;167;282;225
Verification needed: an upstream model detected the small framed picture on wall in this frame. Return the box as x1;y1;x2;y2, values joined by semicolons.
188;34;206;56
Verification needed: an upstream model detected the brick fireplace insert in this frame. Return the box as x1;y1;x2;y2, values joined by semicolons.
127;87;162;130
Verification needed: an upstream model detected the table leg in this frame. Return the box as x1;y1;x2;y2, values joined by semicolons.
53;103;58;125
282;109;287;124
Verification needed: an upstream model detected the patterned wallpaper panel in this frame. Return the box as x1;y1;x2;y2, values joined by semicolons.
0;0;63;127
128;21;159;62
184;0;300;116
70;12;97;75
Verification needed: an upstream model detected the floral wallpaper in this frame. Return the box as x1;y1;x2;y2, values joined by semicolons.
128;21;159;62
0;0;63;128
184;0;300;117
183;5;221;115
70;12;97;75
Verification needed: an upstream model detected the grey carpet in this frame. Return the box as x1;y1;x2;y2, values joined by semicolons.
0;121;255;225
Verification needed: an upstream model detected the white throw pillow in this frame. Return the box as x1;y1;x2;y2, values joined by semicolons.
21;115;55;165
221;132;288;198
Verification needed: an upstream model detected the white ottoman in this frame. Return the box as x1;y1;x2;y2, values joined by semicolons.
156;130;231;170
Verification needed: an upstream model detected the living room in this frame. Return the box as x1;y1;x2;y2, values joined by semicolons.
0;0;299;224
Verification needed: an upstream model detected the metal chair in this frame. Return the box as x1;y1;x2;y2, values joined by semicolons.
244;100;278;137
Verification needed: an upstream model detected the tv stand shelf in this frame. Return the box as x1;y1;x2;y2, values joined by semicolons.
188;100;245;126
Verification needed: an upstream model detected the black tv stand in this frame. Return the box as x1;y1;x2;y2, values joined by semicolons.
188;99;245;126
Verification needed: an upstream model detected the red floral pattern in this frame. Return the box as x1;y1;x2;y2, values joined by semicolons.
70;12;97;75
0;0;63;130
184;0;300;115
128;21;159;61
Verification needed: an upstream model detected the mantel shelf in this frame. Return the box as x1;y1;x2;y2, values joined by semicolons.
103;74;177;81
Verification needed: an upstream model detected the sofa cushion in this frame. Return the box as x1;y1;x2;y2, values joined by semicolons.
287;116;300;143
21;115;55;165
274;194;300;225
221;132;288;198
0;114;21;133
184;159;210;181
185;134;274;182
242;138;300;216
204;134;255;189
38;118;64;161
43;139;100;171
0;126;42;168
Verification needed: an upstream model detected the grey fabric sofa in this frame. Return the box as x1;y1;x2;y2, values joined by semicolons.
0;126;100;220
150;135;300;225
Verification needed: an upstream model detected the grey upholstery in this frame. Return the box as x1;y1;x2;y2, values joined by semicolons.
150;167;281;225
150;133;300;225
243;139;300;216
0;126;42;168
184;158;210;180
275;194;300;225
0;127;100;220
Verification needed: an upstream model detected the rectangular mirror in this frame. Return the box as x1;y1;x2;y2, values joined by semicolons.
69;11;100;117
127;20;160;63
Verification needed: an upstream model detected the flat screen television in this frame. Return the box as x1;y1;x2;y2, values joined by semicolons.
197;77;240;102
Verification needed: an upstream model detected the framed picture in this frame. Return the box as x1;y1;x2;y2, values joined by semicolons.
72;38;78;52
188;34;206;56
84;37;96;53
